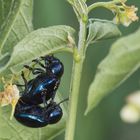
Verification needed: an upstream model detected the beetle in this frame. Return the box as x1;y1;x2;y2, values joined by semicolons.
26;55;64;79
18;55;64;105
14;99;64;128
20;72;60;105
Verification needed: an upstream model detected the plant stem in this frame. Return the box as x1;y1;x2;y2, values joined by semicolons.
65;19;87;140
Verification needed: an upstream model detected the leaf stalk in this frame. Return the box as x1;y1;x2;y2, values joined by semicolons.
65;19;87;140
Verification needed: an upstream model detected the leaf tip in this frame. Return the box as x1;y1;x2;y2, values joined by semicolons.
84;108;89;116
84;103;95;116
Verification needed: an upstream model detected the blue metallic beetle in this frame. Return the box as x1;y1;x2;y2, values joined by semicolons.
14;100;63;128
19;55;64;105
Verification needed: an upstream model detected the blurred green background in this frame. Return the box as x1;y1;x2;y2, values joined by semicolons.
33;0;140;140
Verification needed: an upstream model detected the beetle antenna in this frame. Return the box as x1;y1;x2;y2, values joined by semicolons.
58;97;69;105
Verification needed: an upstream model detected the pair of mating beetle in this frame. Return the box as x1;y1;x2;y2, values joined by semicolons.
14;55;66;128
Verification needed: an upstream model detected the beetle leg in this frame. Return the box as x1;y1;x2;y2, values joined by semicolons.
41;90;48;107
24;65;33;71
16;84;25;87
21;71;28;93
42;95;48;107
45;101;56;114
32;68;45;75
24;65;45;75
49;80;60;101
54;80;60;91
32;58;45;68
16;84;25;94
50;91;56;102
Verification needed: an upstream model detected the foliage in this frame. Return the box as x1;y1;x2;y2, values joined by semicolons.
0;0;139;140
0;0;73;139
86;28;140;114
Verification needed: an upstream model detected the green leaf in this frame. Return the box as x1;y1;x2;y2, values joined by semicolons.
0;0;33;54
0;25;75;74
0;93;67;140
85;28;140;114
86;19;121;46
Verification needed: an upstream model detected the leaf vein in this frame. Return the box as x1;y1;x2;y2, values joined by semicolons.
19;9;31;33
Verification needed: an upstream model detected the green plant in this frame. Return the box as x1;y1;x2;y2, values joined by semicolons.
0;0;139;140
